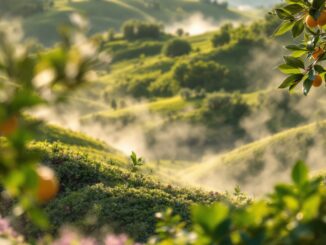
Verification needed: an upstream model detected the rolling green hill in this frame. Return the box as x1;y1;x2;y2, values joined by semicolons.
5;118;229;242
180;121;326;195
24;0;245;45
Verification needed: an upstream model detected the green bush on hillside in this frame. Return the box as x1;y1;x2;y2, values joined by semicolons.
149;74;180;97
203;93;249;126
173;60;229;92
162;39;192;57
0;0;52;16
212;24;232;47
122;20;162;41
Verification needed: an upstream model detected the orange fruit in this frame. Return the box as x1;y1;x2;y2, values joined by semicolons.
318;11;326;26
306;15;318;28
312;47;324;60
36;166;59;203
0;116;18;136
313;75;323;87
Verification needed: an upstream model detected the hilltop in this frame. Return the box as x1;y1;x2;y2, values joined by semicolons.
22;0;246;45
180;121;326;195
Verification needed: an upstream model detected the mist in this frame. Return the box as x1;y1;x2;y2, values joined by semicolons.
165;13;242;36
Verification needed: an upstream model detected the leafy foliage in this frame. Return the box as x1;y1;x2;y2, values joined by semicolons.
273;0;326;95
0;15;99;227
130;151;145;171
162;39;192;57
172;60;229;92
150;161;326;244
122;20;162;41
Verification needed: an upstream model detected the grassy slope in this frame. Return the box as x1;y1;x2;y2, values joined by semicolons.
180;121;326;192
81;90;263;128
18;118;226;242
24;0;244;45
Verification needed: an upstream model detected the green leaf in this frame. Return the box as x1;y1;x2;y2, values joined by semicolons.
279;74;303;88
284;56;305;69
278;64;301;74
192;203;229;235
283;4;305;14
275;8;293;20
291;50;308;58
285;44;307;51
274;21;295;36
302;195;321;220
292;20;305;38
314;64;326;73
291;161;308;186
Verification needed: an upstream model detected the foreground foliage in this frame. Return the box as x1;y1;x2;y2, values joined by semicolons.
151;161;326;245
274;0;326;95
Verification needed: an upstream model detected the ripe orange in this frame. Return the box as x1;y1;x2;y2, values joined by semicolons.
36;166;59;203
0;116;18;136
306;15;318;28
313;75;323;87
318;11;326;26
312;47;324;60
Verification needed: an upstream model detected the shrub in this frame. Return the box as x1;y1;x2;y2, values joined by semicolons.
203;93;249;126
122;20;162;41
172;60;229;91
162;39;192;57
149;74;180;97
211;24;232;47
179;88;193;101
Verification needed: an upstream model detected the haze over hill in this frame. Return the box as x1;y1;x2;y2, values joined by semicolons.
23;0;246;45
229;0;281;8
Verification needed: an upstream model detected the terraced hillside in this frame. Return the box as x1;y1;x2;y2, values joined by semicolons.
3;118;227;242
181;121;326;196
23;0;245;45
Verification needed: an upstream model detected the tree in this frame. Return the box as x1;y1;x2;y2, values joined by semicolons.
176;28;184;37
107;28;115;41
274;0;326;95
172;60;229;91
162;39;192;57
121;20;162;41
211;24;232;47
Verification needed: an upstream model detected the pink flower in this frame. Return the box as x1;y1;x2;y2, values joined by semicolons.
104;234;128;245
0;217;10;234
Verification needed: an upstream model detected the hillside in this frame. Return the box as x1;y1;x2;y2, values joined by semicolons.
3;118;228;242
180;121;326;196
23;0;245;45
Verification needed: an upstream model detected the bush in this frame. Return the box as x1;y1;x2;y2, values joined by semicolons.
172;60;229;91
211;24;232;47
162;39;192;57
122;20;162;41
149;74;180;97
0;0;48;16
203;93;249;126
